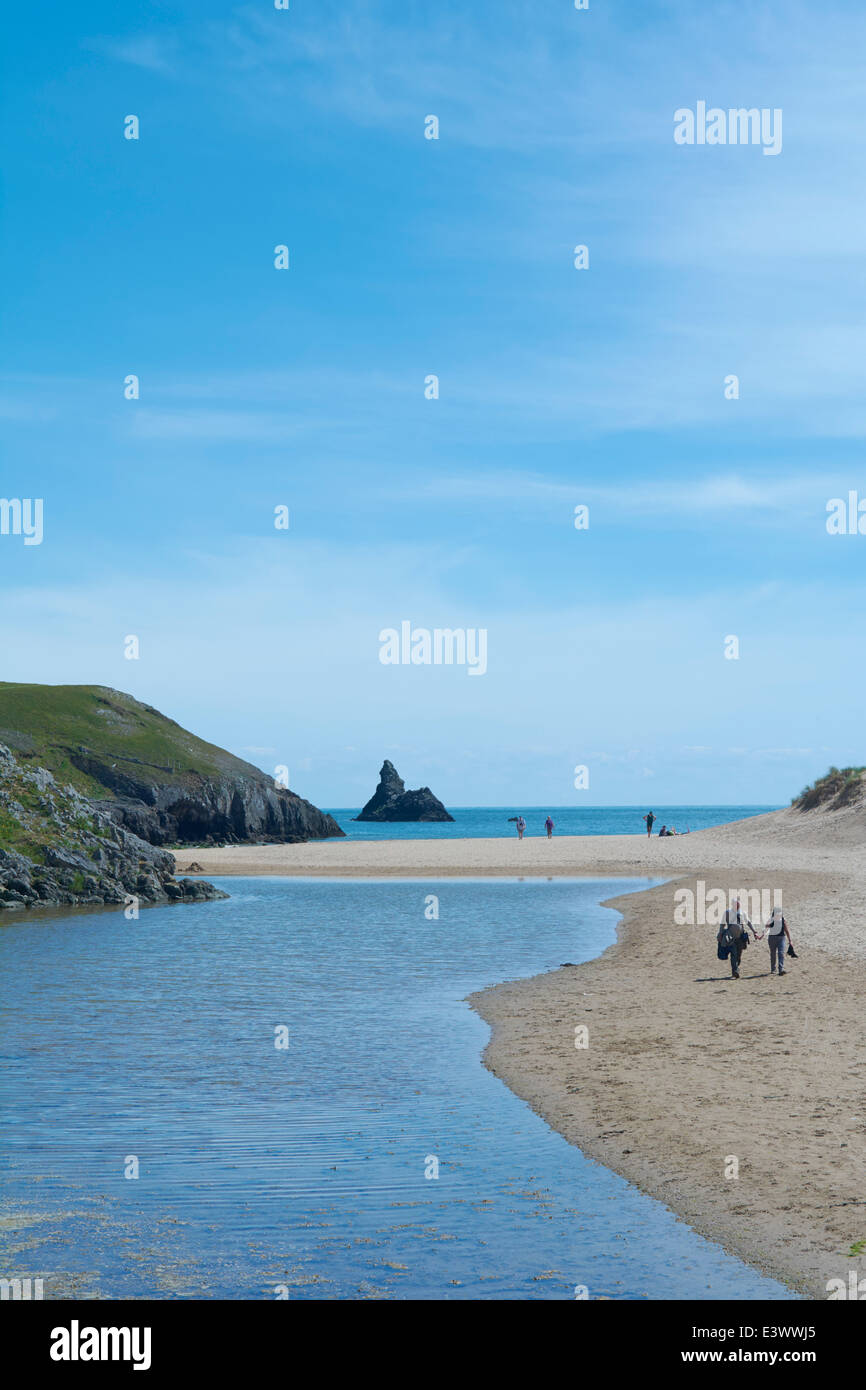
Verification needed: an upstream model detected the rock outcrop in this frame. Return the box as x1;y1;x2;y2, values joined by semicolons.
355;760;453;822
0;683;344;847
0;744;227;911
103;773;343;847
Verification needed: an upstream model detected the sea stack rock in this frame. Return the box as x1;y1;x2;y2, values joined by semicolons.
355;760;454;823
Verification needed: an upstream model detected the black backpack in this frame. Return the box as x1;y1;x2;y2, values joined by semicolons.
718;919;746;957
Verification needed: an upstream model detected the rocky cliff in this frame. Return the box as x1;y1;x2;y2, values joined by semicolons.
0;683;344;847
100;772;342;847
355;759;453;822
0;743;227;911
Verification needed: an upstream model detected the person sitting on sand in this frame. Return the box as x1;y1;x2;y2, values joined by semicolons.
643;811;655;837
658;824;669;836
516;815;526;841
765;906;794;976
544;815;554;839
718;898;756;980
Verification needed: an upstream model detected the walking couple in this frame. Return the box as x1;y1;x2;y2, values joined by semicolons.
717;900;795;979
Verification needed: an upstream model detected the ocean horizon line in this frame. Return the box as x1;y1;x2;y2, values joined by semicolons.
324;802;782;811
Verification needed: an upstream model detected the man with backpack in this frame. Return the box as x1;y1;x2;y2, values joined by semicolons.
717;898;756;979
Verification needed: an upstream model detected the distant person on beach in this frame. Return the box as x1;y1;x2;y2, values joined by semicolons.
516;816;526;841
765;906;794;976
658;825;669;836
643;812;655;837
545;816;554;839
717;898;755;980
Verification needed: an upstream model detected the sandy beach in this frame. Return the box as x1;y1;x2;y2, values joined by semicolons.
173;807;866;1297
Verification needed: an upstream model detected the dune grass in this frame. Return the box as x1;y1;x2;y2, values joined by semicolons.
793;766;866;811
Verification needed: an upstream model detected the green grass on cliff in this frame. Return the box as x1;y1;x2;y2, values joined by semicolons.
0;683;262;802
0;750;133;867
0;757;93;864
0;806;47;861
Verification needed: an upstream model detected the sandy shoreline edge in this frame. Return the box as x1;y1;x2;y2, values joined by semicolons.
471;871;865;1299
174;823;866;1297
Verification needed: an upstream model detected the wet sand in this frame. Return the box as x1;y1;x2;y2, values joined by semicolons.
472;867;866;1299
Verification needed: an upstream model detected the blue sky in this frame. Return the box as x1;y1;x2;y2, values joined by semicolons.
1;0;865;807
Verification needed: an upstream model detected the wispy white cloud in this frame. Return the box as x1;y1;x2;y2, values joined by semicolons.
87;34;178;75
0;537;861;802
131;408;323;444
410;469;835;520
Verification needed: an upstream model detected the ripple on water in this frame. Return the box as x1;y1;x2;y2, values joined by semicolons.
0;877;796;1299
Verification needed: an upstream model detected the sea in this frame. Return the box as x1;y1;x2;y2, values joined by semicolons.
324;805;779;840
0;845;796;1300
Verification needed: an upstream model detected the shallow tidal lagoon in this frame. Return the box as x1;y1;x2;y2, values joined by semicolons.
0;877;794;1300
